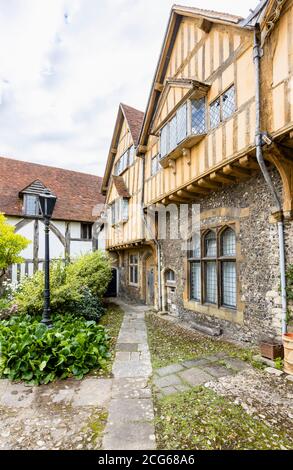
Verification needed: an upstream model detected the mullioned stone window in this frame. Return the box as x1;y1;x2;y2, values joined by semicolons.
188;226;237;309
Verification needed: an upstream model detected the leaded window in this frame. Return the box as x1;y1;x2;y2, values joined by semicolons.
209;98;221;129
220;228;236;308
169;115;177;151
160;124;169;158
209;85;235;129
222;86;235;121
188;227;237;309
176;103;187;143
191;98;206;134
188;234;201;301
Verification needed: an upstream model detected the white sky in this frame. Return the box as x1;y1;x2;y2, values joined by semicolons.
0;0;258;176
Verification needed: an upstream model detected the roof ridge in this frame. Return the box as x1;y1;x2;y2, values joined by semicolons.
0;155;102;179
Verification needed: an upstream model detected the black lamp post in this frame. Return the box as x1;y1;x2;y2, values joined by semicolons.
39;189;57;328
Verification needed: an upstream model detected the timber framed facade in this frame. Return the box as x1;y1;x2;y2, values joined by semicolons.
103;2;293;343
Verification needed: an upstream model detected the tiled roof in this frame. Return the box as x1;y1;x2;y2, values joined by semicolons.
112;176;130;198
121;104;144;146
173;5;243;23
0;156;104;222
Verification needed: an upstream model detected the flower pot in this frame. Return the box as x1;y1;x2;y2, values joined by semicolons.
283;333;293;376
260;341;284;360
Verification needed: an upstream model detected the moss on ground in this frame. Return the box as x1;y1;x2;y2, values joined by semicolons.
83;409;108;449
146;314;258;369
154;387;292;450
93;304;124;377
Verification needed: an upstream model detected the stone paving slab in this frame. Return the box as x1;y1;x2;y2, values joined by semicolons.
72;378;112;407
111;378;151;399
202;364;234;379
156;363;185;377
222;357;251;371
116;343;138;352
107;398;154;424
182;358;211;368
112;360;152;378
179;367;213;387
154;374;182;388
1;383;36;408
102;422;156;450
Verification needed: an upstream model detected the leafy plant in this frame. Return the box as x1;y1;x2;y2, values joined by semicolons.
274;357;284;371
0;313;110;385
15;252;112;319
74;287;105;322
66;251;112;300
0;214;30;281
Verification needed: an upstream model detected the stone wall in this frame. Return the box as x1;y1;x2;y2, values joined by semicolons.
159;166;293;344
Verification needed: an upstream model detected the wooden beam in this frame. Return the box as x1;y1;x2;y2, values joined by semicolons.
177;190;197;200
154;82;163;93
186;184;209;194
210;172;235;185
198;178;221;190
169;194;190;203
238;155;259;169
111;148;117;155
137;145;148;154
182;148;191;165
168;159;176;174
223;164;251;179
199;18;212;33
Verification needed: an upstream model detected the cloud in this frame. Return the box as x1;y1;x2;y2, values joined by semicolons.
0;0;258;176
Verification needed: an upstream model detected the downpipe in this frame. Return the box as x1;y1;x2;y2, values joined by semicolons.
253;27;287;335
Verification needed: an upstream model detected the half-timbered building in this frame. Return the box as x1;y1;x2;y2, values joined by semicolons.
0;156;105;282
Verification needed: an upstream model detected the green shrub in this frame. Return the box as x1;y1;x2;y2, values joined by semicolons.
0;314;110;385
66;251;112;300
74;287;106;322
15;252;112;317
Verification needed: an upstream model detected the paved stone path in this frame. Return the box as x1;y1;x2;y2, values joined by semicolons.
153;353;251;396
102;300;156;450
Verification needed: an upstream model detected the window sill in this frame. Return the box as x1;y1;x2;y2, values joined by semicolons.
183;299;243;325
129;282;139;288
160;133;206;168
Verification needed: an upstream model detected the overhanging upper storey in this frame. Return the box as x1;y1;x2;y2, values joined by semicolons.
151;78;210;168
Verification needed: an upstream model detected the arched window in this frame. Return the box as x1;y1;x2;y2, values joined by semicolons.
188;233;201;301
166;269;175;283
203;231;217;304
220;228;236;308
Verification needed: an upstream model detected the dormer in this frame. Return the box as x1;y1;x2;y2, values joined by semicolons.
19;180;54;217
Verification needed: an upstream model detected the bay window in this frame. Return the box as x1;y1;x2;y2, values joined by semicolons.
159;98;206;162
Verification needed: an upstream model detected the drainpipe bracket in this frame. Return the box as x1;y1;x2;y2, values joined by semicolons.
271;209;284;222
